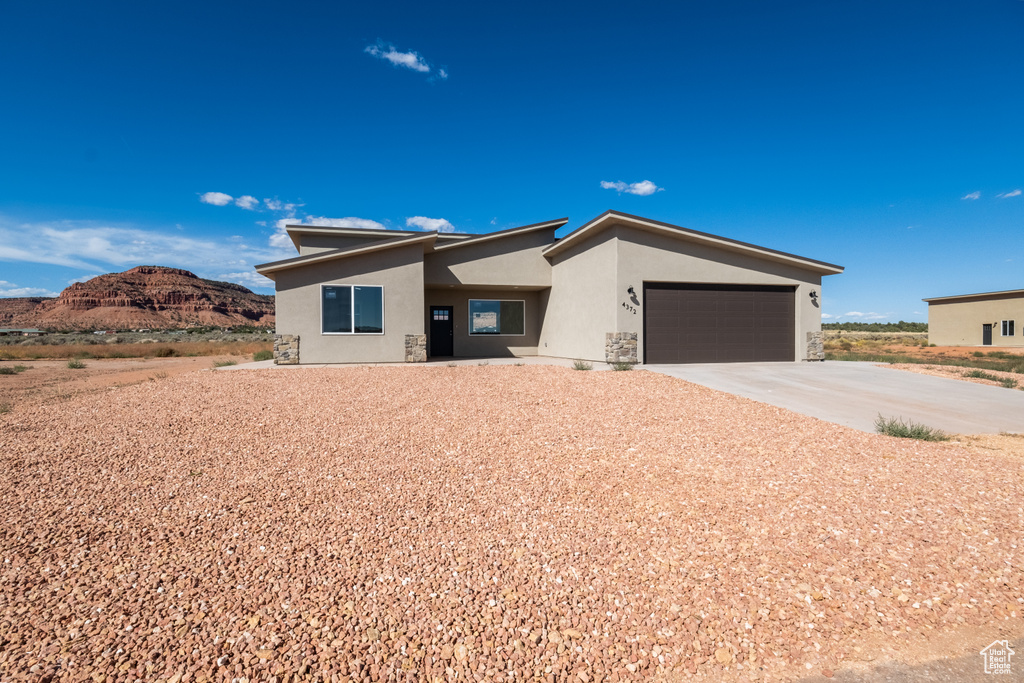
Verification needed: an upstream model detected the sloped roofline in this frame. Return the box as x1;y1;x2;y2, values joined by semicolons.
254;232;437;278
283;224;474;250
923;288;1024;303
432;218;568;251
543;210;844;274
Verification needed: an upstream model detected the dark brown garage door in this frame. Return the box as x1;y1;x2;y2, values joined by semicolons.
644;283;795;363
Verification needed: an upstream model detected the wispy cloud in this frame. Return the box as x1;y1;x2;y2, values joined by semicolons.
600;180;664;196
842;311;865;317
406;216;455;233
0;216;285;290
235;195;259;210
962;191;981;200
267;216;389;251
199;191;233;206
998;189;1022;198
218;271;274;290
365;41;447;80
0;280;59;298
264;198;303;213
821;313;834;319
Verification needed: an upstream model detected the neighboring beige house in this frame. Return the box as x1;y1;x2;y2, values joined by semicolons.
923;289;1024;347
255;210;844;364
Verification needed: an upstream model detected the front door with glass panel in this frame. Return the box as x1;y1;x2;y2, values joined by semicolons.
429;306;454;356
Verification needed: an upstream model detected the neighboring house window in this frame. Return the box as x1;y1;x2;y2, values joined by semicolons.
468;299;525;335
1002;320;1015;336
322;285;384;334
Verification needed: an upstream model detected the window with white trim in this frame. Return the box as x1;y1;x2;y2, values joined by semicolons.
322;285;384;334
1002;320;1015;336
468;299;525;336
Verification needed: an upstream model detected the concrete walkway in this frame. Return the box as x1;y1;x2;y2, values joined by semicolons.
646;361;1024;435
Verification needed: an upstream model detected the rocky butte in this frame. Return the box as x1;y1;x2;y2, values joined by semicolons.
0;266;275;330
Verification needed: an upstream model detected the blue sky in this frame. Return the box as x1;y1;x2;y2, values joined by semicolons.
1;0;1021;323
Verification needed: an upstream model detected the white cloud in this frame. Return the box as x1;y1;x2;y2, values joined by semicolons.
406;216;455;233
0;216;291;283
864;313;888;320
199;191;234;206
218;271;274;290
998;189;1022;198
0;280;59;297
843;311;865;318
365;41;431;73
264;198;303;213
365;40;447;82
821;313;834;319
962;191;981;200
235;195;259;210
600;180;664;196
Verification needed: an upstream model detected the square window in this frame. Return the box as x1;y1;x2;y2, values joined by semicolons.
469;299;525;336
1002;320;1015;336
322;285;383;334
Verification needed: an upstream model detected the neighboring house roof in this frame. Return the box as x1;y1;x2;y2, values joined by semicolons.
432;218;568;252
254;232;437;278
923;288;1024;303
542;210;844;274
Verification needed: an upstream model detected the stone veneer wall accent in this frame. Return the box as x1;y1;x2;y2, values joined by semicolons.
405;334;427;362
605;332;638;364
274;334;300;365
806;331;824;361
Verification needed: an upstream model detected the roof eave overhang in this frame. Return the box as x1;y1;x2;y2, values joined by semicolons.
255;232;437;279
923;288;1024;304
542;210;844;275
432;218;569;251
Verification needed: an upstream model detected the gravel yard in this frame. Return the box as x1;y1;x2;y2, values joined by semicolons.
1;366;1022;682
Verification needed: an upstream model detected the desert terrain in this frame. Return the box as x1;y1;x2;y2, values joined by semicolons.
1;362;1022;681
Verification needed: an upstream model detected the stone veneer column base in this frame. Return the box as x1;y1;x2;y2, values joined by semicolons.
405;334;427;362
274;334;300;365
605;332;638;364
805;331;824;361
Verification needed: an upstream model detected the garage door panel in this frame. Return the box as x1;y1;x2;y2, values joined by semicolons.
644;284;795;364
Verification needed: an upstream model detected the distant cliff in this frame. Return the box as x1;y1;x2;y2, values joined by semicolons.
0;266;275;330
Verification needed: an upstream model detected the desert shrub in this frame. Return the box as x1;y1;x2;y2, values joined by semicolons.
612;361;634;371
0;402;10;414
253;350;274;362
572;360;593;371
66;359;86;369
999;377;1019;389
874;415;949;442
0;367;16;375
213;360;237;368
964;369;1000;381
154;347;177;357
972;351;985;357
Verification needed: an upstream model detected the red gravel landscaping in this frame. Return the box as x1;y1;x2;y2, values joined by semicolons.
1;366;1021;682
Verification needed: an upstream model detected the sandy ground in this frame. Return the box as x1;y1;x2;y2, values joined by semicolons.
1;363;1022;682
0;356;253;409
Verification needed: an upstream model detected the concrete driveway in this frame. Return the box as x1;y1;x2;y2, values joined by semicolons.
646;361;1024;435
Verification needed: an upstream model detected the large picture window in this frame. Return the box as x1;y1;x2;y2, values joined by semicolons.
469;299;525;336
322;285;384;334
1002;320;1015;336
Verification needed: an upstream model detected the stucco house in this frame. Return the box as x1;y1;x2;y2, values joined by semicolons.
923;289;1023;347
254;210;843;364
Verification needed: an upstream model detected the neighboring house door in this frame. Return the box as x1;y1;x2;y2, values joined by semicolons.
983;324;993;346
429;306;454;356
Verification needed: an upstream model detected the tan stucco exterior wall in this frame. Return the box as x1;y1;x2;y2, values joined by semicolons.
273;244;425;363
298;233;400;256
423;229;555;288
424;289;542;357
611;225;823;362
928;294;1024;346
538;232;618;361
